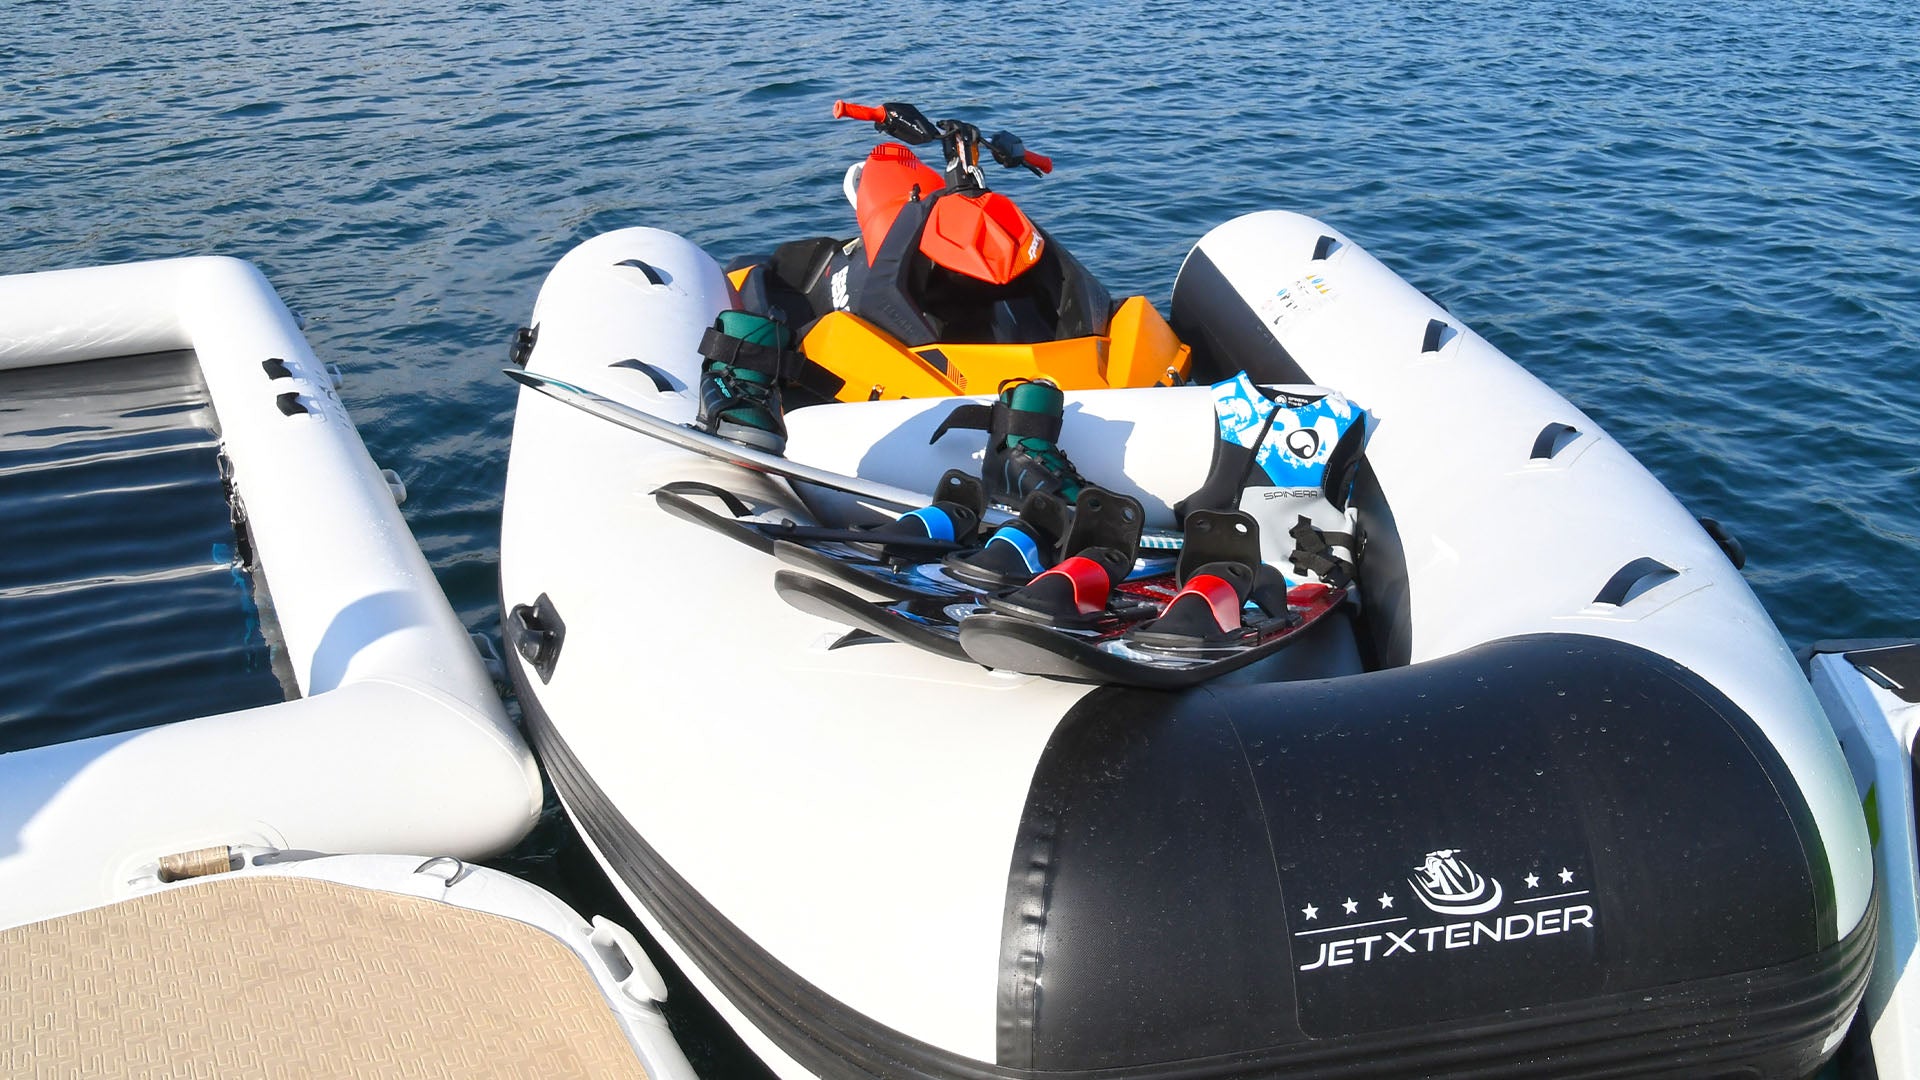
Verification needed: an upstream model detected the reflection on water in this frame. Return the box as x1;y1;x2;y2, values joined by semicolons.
0;351;285;754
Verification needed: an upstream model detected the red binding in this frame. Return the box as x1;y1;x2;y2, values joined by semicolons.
1170;574;1244;633
1032;555;1114;615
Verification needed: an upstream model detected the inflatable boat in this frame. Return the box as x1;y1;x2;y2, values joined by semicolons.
500;106;1877;1078
3;849;697;1079
0;258;541;928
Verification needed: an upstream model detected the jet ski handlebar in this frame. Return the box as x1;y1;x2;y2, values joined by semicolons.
832;101;887;123
986;131;1052;176
832;100;1052;177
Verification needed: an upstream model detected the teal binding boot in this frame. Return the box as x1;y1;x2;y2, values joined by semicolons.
929;378;1091;508
696;310;793;454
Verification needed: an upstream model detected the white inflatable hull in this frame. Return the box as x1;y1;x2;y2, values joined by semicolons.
502;216;1875;1078
0;258;541;928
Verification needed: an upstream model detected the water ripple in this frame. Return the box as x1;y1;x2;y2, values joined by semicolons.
7;0;1914;647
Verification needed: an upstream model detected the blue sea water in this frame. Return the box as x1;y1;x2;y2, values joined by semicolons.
5;0;1917;1071
0;351;290;752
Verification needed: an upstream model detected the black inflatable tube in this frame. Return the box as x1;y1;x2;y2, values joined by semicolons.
511;631;1872;1080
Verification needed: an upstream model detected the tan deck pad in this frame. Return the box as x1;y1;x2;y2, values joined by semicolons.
2;875;649;1079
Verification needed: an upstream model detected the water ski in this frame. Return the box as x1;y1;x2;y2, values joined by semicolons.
958;581;1346;689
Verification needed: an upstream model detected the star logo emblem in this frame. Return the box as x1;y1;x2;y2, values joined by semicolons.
1378;892;1394;909
1301;903;1319;921
1342;898;1359;915
1559;868;1575;884
1524;873;1540;889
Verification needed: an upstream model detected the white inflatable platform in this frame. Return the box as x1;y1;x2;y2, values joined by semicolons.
0;257;541;928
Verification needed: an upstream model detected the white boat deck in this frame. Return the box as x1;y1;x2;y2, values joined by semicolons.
4;872;651;1078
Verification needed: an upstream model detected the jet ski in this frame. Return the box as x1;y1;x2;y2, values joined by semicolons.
499;101;1878;1078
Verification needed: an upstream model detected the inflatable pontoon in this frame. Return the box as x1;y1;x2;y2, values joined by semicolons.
502;207;1878;1078
0;258;541;928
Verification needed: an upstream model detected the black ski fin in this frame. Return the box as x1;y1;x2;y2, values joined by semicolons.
774;570;972;664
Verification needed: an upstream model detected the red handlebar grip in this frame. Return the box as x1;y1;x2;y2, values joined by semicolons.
1024;151;1054;175
833;100;886;122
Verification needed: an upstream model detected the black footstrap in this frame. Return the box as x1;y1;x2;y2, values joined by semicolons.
930;402;994;444
929;401;1062;445
702;321;851;401
698;325;801;380
1174;392;1284;522
1289;515;1356;588
1247;563;1297;622
652;481;753;518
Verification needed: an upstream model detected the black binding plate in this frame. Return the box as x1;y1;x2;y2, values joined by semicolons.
960;584;1346;689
